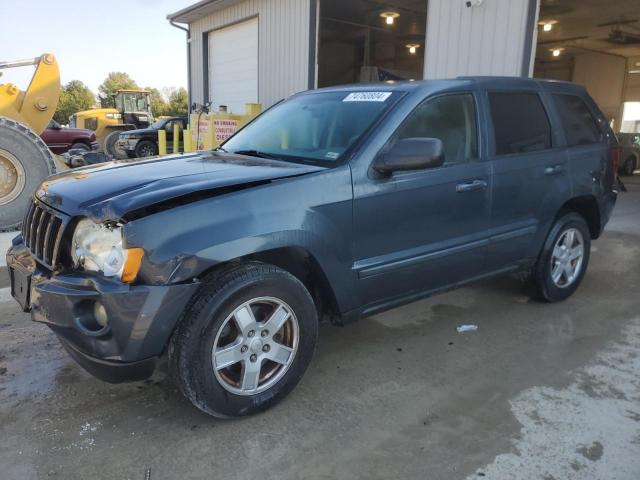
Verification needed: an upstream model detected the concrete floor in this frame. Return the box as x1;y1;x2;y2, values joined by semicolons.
1;179;640;480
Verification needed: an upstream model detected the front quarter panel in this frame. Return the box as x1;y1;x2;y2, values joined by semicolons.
124;165;356;312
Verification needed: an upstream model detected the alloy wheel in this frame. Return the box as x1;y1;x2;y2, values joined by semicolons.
212;296;299;395
550;227;584;288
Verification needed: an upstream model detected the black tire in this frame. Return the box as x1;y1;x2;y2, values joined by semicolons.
532;212;591;302
103;130;128;159
70;142;90;152
0;116;55;232
169;262;318;418
134;140;158;158
621;156;636;176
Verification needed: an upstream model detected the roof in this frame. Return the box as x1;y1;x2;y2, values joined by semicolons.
167;0;239;24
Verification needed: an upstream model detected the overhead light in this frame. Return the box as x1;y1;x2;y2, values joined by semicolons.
380;11;400;25
550;47;564;57
539;20;558;32
406;43;420;54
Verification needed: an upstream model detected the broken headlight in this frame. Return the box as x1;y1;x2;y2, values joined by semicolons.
71;219;125;278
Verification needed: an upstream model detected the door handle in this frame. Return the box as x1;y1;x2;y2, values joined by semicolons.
544;165;564;175
456;179;488;193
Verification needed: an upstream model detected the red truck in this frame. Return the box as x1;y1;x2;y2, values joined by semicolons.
40;120;98;154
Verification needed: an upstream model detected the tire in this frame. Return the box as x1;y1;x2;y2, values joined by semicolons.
70;142;90;152
134;140;158;158
103;131;128;160
532;212;591;302
169;262;318;418
0;116;56;232
621;156;636;176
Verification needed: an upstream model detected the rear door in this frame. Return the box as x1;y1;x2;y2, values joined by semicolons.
549;92;613;202
483;89;570;271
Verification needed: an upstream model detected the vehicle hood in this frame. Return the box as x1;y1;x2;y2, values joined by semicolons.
36;152;326;222
45;127;94;138
121;127;155;136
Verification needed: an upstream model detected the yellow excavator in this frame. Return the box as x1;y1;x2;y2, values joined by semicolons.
0;53;60;231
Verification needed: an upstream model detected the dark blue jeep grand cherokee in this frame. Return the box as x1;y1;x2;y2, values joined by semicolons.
7;77;618;417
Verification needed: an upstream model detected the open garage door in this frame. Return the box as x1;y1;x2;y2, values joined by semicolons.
208;17;258;114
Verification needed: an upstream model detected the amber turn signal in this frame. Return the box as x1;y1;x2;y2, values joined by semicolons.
121;248;144;283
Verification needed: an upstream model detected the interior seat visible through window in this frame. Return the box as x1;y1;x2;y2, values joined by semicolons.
395;94;478;166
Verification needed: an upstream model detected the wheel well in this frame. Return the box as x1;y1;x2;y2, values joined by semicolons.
198;247;341;323
559;196;601;239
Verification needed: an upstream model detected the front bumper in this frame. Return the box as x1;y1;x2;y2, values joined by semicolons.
117;139;139;152
6;239;199;383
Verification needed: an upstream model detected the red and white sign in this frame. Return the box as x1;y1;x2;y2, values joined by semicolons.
214;119;239;142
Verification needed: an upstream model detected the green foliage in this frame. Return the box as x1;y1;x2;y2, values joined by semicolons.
145;87;189;117
53;80;95;124
167;87;188;116
146;87;168;117
98;72;139;107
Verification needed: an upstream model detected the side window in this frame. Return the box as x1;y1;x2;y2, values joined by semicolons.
552;94;603;146
489;92;552;155
395;94;478;166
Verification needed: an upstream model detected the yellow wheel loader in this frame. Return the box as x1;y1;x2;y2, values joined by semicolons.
0;53;60;232
70;90;154;159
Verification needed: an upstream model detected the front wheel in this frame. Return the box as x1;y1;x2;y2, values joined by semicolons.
134;140;158;158
169;262;318;418
532;212;591;302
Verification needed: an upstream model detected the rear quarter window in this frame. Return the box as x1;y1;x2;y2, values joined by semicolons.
552;94;603;146
488;92;552;156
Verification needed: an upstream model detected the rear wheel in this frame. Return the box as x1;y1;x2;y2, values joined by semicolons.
621;156;636;176
0;116;55;232
169;262;318;418
103;131;128;159
134;140;158;158
532;213;591;302
70;142;90;152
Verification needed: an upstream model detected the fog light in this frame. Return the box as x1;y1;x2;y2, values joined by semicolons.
93;302;109;328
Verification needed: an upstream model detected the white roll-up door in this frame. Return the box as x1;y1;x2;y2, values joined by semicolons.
208;17;259;114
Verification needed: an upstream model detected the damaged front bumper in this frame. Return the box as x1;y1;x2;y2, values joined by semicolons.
6;237;199;383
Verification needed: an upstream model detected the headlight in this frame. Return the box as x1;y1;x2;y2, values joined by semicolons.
71;219;143;282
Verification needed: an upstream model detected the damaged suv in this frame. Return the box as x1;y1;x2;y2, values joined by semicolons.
7;78;618;417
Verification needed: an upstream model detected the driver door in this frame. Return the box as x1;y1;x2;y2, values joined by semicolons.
352;92;491;310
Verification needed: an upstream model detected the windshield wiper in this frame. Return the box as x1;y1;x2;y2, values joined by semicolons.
214;146;228;153
233;149;279;160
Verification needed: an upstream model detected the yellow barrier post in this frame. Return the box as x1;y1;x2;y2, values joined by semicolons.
158;130;167;155
173;123;180;153
183;128;192;152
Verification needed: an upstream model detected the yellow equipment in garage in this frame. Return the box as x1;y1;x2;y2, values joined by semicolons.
70;89;154;158
0;53;60;231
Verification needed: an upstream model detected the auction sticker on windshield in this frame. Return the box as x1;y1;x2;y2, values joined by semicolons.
343;92;392;102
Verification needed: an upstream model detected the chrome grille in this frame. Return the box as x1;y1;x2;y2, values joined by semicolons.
22;200;67;269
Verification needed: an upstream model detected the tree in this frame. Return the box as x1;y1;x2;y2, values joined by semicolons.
166;87;189;116
98;72;138;107
146;87;168;118
53;80;95;124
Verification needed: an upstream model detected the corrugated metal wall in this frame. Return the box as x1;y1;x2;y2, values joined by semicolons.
424;0;537;79
189;0;311;108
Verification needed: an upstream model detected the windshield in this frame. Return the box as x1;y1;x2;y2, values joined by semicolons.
222;91;401;164
150;119;169;129
119;92;151;113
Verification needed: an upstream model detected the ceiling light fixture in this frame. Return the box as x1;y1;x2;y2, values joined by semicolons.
550;47;564;57
539;20;558;32
380;11;400;25
406;43;420;54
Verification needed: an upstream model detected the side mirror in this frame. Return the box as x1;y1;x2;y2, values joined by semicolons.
373;138;444;175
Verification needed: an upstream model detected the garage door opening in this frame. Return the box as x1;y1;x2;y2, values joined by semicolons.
533;0;640;133
317;0;427;87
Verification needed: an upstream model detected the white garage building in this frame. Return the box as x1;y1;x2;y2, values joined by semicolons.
168;0;640;131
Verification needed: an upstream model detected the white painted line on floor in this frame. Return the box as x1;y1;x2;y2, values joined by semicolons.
0;287;12;303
